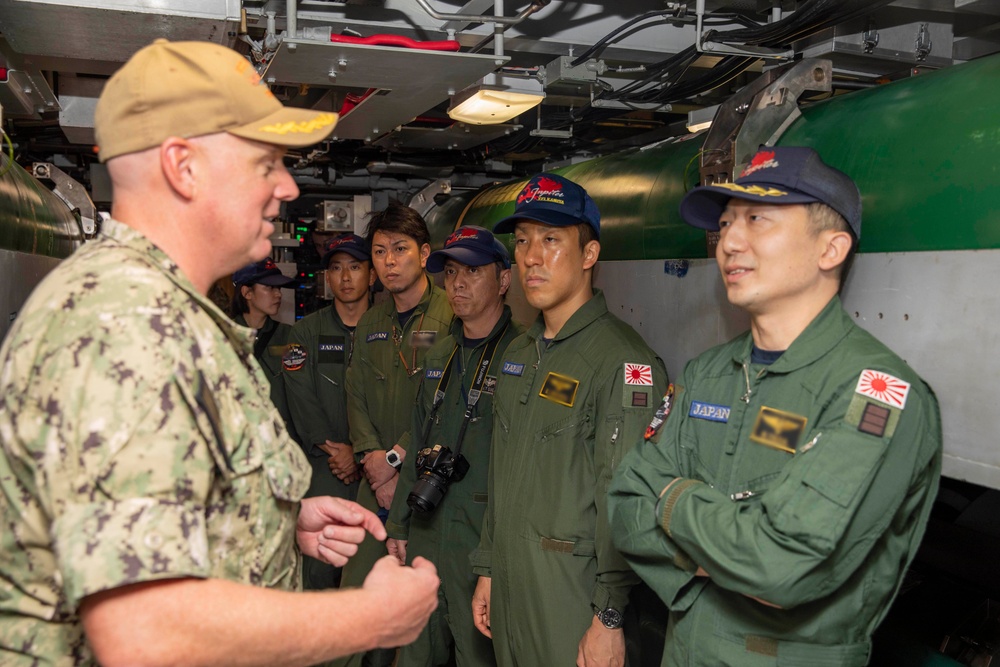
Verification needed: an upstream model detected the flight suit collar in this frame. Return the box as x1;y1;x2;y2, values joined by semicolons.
454;305;514;348
377;274;436;325
731;295;853;373
327;303;348;331
527;289;607;343
102;218;255;355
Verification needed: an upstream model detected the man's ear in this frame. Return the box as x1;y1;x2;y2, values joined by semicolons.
159;138;197;201
419;243;431;268
582;240;600;271
818;230;853;272
499;268;512;296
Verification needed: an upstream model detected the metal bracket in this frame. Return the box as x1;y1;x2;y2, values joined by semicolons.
915;23;932;62
862;20;880;55
412;0;549;27
408;179;453;219
32;163;97;237
530;108;573;139
694;0;794;60
697;58;833;186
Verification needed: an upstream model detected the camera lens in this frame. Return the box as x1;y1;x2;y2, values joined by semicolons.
407;470;449;513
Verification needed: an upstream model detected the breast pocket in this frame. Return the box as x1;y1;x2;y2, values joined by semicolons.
529;414;593;535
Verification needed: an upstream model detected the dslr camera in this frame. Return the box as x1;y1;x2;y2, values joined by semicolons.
407;444;470;513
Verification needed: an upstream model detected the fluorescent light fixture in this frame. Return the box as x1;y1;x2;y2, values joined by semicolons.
448;73;545;125
686;104;719;134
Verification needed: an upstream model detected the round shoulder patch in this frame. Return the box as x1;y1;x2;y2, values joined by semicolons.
282;343;307;371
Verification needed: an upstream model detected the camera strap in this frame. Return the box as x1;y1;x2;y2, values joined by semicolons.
419;324;508;458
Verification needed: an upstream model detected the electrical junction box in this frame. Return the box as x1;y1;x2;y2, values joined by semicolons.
319;201;355;232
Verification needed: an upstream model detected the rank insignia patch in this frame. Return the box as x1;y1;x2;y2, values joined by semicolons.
539;372;580;407
282;343;307;372
750;406;807;454
644;384;676;441
410;330;438;349
482;375;498;396
624;363;653;386
855;369;910;410
845;392;902;439
858;402;891;437
631;391;649;408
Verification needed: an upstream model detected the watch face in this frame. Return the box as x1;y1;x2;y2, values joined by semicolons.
599;608;623;629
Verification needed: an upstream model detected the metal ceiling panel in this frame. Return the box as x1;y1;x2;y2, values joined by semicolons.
373;122;520;150
264;38;507;141
0;0;240;74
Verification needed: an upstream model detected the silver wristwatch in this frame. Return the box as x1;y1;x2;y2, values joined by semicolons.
596;607;624;629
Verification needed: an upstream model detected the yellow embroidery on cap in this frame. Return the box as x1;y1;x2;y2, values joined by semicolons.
257;113;338;135
712;183;788;197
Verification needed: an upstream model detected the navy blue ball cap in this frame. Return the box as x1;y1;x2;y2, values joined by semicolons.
233;258;296;287
493;173;601;239
426;226;511;273
679;146;862;239
322;233;370;266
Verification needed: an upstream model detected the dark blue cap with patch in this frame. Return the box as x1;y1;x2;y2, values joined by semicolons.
679;146;862;239
233;258;296;287
493;173;601;239
426;226;511;273
321;233;370;266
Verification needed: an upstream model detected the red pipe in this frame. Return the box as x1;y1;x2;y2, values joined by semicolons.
330;34;461;52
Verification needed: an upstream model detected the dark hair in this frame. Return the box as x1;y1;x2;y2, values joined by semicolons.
807;202;857;293
364;201;431;248
230;284;250;316
576;223;597;251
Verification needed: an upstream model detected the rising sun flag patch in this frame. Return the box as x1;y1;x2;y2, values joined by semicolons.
624;363;653;386
855;369;910;409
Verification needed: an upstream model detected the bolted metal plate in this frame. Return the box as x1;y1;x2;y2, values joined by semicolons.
263;38;506;142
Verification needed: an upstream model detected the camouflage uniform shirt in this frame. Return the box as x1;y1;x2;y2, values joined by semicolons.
0;219;310;666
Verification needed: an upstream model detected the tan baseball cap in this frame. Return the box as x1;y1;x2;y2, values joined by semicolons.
95;39;338;162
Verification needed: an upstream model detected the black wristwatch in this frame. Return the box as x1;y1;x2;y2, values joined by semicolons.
596;607;624;629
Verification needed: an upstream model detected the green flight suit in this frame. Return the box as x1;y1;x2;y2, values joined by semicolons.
337;277;453;667
283;304;362;590
387;307;523;667
234;313;300;445
472;290;667;667
608;296;942;667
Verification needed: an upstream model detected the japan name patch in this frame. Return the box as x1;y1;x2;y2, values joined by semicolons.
750;406;807;454
624;363;653;386
855;369;910;410
318;335;345;364
367;331;389;343
282;343;307;372
644;384;676;441
502;361;525;376
425;368;443;379
539;372;580;408
688;401;730;423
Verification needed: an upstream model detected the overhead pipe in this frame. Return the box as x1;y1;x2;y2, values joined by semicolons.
412;0;548;27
